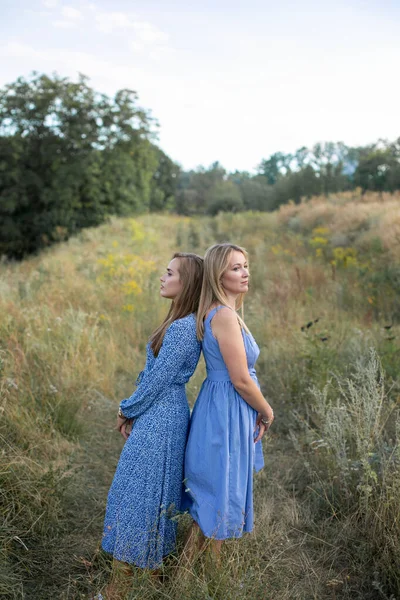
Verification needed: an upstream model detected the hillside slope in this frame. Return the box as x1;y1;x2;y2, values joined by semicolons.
1;194;400;599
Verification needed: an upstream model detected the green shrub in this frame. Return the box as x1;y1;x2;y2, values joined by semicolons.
293;348;400;596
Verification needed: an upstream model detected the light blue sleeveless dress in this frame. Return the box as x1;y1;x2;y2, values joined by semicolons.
102;314;201;568
183;306;264;540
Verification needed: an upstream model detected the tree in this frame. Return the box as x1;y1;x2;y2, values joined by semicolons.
258;152;291;185
235;176;275;211
205;180;243;215
0;72;158;257
149;148;180;212
175;162;226;215
354;148;400;193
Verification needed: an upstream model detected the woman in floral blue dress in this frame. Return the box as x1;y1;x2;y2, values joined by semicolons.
101;252;203;581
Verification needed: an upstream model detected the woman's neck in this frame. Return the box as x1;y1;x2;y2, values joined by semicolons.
222;293;238;311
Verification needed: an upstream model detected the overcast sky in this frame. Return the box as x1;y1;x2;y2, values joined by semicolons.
1;0;400;171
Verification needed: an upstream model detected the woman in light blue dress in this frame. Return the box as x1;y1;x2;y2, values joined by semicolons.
101;252;203;579
183;243;274;555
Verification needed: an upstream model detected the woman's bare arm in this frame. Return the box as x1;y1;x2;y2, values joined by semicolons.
211;307;274;426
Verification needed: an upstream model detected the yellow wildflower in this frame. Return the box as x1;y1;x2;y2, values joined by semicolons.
310;237;328;246
312;227;330;236
122;280;142;295
122;304;135;312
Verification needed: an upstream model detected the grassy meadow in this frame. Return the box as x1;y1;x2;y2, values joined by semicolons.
1;190;400;599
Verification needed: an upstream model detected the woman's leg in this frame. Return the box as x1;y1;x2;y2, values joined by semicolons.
209;539;223;558
104;560;163;599
104;560;133;600
181;521;205;565
181;521;224;569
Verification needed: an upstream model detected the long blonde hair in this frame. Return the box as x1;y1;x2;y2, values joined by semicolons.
196;243;249;340
150;252;204;356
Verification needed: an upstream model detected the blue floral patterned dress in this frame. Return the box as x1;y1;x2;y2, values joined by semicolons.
102;314;201;568
183;306;264;539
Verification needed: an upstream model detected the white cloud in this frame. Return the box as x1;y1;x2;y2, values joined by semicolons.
24;8;51;16
129;40;174;61
93;9;171;59
42;0;59;7
61;6;84;20
0;41;35;59
0;41;147;90
148;47;174;61
133;21;169;44
95;11;135;33
50;6;84;29
130;41;145;53
94;10;169;46
53;20;77;29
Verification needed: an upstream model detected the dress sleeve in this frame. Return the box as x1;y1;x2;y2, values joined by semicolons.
119;317;200;419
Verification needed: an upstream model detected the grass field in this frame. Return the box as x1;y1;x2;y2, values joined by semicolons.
1;190;400;599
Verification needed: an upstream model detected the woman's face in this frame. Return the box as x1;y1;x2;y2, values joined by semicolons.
160;257;183;299
220;250;249;296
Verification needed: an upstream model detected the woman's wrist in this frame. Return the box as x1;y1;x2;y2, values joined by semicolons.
261;407;274;424
118;406;127;419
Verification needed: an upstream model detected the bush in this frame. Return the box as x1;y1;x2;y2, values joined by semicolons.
293;348;400;596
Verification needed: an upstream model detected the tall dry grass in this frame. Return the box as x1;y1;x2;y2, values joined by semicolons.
278;189;400;261
1;192;400;599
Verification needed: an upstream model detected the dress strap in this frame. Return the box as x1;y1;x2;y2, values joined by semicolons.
204;305;233;325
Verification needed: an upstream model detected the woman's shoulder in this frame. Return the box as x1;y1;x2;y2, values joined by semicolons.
206;304;232;318
174;312;196;324
208;305;236;323
207;305;243;338
168;313;197;333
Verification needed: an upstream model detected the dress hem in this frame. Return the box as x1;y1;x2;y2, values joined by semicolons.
191;518;253;541
101;542;174;570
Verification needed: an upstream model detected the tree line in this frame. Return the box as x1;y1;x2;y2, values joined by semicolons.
1;73;399;257
176;140;400;216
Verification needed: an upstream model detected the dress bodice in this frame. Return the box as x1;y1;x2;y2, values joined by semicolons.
120;313;201;419
202;306;260;381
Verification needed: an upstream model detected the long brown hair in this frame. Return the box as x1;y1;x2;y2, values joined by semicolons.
150;252;204;356
196;243;249;340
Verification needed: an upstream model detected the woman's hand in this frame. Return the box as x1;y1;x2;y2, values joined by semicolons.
116;415;134;440
123;419;134;438
254;409;274;443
